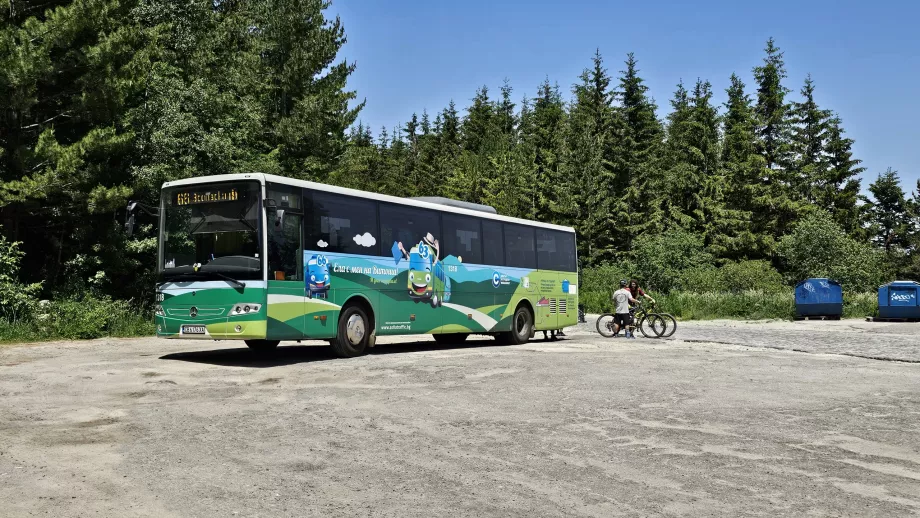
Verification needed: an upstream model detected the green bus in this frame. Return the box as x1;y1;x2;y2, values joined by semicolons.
155;173;578;357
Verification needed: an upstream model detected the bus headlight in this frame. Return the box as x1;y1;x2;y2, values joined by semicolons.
155;305;165;316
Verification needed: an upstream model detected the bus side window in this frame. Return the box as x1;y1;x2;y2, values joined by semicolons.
442;214;482;264
305;192;379;256
482;220;504;266
267;186;303;281
380;204;439;258
504;224;536;269
555;231;577;271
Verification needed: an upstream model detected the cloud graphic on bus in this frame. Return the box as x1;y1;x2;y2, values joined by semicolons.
316;239;328;248
353;232;376;248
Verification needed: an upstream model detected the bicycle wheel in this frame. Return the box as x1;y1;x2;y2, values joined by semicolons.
658;313;677;337
596;314;617;337
639;315;665;338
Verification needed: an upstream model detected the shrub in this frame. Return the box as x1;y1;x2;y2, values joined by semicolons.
659;290;795;320
676;260;784;294
0;295;154;342
777;210;891;289
0;232;42;322
49;296;154;340
656;290;876;321
630;229;712;292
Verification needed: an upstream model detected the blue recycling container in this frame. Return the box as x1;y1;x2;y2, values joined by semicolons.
878;281;920;319
795;278;843;318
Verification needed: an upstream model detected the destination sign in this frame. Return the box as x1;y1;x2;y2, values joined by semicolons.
176;188;240;206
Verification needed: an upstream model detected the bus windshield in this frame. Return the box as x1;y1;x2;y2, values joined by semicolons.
159;181;262;282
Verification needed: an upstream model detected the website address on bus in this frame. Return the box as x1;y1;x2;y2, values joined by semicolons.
381;322;412;331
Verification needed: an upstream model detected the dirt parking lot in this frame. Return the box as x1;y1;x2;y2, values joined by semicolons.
1;319;919;517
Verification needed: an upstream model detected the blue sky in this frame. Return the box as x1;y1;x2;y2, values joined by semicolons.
331;0;920;191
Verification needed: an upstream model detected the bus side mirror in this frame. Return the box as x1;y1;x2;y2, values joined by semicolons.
125;213;135;236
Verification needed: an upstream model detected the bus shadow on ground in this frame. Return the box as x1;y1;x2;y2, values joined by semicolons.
159;338;515;368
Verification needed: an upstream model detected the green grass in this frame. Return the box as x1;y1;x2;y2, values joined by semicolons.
582;289;878;321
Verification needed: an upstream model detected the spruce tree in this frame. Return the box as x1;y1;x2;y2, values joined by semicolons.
717;73;768;260
864;168;910;252
753;38;793;172
566;50;620;263
752;38;801;245
461;86;495;155
615;53;663;249
660;80;695;228
496;80;517;143
522;79;569;224
253;0;363;180
821;115;864;233
661;79;721;237
791;75;832;202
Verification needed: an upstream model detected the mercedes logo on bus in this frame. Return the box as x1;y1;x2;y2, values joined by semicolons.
189;306;198;318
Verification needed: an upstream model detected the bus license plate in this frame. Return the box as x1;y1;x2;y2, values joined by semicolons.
181;325;206;335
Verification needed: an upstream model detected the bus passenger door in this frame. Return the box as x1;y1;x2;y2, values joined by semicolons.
266;189;306;339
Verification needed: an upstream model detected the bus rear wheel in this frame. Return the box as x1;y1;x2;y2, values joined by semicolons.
331;305;371;358
245;340;279;351
499;305;532;345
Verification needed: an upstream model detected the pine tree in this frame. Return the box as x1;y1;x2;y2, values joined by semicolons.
821;115;864;233
660;80;694;228
752;38;801;245
864;168;910;252
438;100;462;159
432;100;461;198
332;122;381;192
496;80;517;143
791;75;832;202
402;113;421;195
483;80;536;219
566;50;620;263
717;73;768;260
416;110;440;197
253;0;363;180
615;53;663;248
461;86;495;155
753;38;793;172
522;79;569;224
661;79;722;238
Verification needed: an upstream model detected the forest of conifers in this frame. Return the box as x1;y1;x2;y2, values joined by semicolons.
1;0;917;335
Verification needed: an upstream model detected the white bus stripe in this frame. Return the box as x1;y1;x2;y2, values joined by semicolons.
442;303;498;331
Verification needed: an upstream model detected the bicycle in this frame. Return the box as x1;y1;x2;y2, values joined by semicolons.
639;302;677;337
596;302;666;338
655;308;677;337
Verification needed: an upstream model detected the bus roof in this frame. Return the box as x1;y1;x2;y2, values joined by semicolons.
162;173;576;233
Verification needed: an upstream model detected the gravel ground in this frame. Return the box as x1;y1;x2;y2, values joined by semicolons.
1;319;919;517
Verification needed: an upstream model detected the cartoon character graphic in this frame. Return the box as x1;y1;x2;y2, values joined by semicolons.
394;233;450;308
306;254;330;298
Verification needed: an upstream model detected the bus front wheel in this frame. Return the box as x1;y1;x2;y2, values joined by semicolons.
245;340;279;351
331;305;371;358
499;305;532;345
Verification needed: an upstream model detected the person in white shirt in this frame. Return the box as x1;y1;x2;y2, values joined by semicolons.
612;279;638;338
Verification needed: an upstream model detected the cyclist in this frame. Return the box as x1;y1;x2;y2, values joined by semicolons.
612;280;639;338
626;279;655;306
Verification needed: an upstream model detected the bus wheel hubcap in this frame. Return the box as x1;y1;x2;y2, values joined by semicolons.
516;314;527;334
346;314;365;345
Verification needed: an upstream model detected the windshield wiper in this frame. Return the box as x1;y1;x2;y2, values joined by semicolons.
162;271;246;289
206;271;246;289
